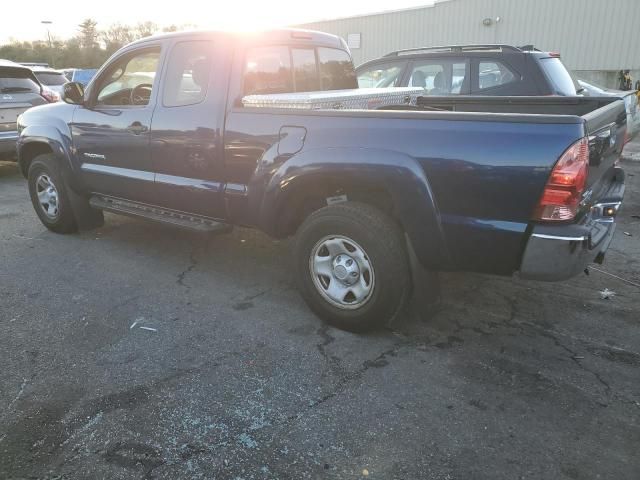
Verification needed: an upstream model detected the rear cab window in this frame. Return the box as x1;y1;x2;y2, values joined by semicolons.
318;48;357;90
243;45;356;95
538;57;578;96
0;67;41;94
244;46;293;95
292;48;320;92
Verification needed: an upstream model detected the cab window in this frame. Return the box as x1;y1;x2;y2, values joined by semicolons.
244;46;293;95
163;41;212;107
95;48;160;106
408;60;469;95
477;61;517;90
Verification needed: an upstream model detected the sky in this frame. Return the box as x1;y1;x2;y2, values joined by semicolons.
1;1;435;43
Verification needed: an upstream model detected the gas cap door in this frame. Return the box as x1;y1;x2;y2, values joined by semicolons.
278;126;307;156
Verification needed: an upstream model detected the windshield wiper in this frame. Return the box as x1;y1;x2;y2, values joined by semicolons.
1;87;33;93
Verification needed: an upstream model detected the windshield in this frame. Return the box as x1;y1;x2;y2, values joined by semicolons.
539;57;578;96
0;67;41;93
34;72;68;86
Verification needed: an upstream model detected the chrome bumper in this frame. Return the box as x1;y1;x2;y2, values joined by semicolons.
520;181;624;282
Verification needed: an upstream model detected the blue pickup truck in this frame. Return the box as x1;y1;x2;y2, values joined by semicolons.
16;29;626;332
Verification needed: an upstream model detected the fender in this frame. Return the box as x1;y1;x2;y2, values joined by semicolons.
17;122;84;192
256;146;452;270
18;118;103;230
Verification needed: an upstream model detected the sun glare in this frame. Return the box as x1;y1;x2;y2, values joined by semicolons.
193;3;300;33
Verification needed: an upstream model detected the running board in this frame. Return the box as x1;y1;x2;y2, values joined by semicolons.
89;196;232;233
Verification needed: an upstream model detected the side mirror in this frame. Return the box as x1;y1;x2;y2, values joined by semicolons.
62;82;85;105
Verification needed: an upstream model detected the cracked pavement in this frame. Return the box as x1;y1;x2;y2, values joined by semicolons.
1;158;639;479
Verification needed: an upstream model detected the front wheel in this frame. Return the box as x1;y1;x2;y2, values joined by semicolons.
294;202;410;332
28;154;78;233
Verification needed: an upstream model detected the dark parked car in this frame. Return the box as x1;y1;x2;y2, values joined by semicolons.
16;30;626;332
356;44;581;96
0;60;47;159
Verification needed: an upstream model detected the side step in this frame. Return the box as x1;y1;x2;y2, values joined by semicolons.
89;196;232;233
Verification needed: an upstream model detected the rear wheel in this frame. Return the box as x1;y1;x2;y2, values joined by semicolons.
28;154;78;233
294;202;410;332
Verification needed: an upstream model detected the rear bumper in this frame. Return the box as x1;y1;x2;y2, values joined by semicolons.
519;173;625;281
0;131;19;155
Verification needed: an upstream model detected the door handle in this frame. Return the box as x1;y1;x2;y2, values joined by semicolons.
127;121;148;135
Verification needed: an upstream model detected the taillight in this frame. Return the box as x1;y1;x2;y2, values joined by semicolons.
41;88;60;103
533;137;589;221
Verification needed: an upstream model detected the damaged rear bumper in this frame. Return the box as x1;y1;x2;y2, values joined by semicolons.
519;174;624;281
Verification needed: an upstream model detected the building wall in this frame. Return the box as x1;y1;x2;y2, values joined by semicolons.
300;0;640;89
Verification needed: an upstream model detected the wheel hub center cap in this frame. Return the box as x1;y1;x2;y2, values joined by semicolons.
332;255;360;285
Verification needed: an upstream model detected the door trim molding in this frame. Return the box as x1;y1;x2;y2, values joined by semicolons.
81;163;154;182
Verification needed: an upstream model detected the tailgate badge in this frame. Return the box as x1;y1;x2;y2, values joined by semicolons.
2;94;13;100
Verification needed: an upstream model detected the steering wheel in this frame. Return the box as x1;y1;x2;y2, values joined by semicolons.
130;83;153;106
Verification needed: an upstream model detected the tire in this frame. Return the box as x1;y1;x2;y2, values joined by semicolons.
294;202;410;332
28;154;78;233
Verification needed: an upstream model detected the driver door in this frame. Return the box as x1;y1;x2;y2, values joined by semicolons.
72;45;162;203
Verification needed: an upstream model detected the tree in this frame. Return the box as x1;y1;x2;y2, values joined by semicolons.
78;19;99;50
102;23;136;56
135;22;158;39
0;20;191;68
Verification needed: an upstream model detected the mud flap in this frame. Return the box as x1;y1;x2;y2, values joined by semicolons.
65;183;104;231
406;234;441;320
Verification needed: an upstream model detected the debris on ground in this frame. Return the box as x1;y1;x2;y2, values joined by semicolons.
599;288;616;300
130;318;143;329
623;231;632;236
590;266;640;288
139;326;157;332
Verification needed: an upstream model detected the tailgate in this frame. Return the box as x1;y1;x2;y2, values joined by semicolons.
581;97;626;209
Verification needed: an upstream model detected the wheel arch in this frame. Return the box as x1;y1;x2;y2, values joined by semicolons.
259;147;452;270
18;126;76;184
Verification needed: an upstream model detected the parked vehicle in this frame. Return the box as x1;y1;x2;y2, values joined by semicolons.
356;44;581;96
68;68;98;87
0;60;47;159
577;79;640;141
16;30;626;332
30;67;67;99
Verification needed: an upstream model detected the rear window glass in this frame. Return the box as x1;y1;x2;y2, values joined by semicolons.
244;46;293;95
539;57;577;96
0;68;40;93
292;48;320;92
318;47;357;90
34;72;67;86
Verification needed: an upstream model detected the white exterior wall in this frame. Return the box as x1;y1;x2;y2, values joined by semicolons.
300;0;640;88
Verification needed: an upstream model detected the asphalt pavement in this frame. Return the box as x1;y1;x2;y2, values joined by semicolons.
1;157;639;479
